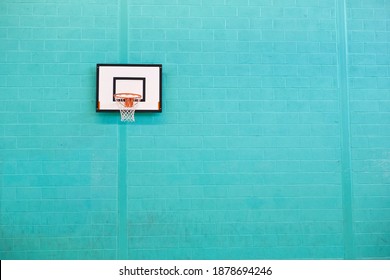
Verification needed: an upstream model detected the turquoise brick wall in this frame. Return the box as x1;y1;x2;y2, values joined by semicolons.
347;0;390;259
1;0;119;259
0;0;389;259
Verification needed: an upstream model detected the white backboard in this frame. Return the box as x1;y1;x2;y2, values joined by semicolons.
96;64;162;112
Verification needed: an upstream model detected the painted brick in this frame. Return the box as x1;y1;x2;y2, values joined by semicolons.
7;4;33;16
347;0;390;259
0;0;389;261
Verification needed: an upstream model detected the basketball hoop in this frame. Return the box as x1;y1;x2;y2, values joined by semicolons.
114;93;142;122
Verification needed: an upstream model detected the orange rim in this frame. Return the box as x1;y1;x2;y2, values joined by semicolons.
114;93;142;108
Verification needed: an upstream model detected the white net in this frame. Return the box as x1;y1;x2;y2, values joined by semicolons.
114;94;141;122
118;106;136;122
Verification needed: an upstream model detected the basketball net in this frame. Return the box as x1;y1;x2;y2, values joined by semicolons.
114;93;141;122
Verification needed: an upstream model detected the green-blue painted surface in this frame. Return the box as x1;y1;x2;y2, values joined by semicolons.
117;0;129;260
0;0;389;260
335;0;354;260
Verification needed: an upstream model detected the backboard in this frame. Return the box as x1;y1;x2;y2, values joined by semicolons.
96;64;162;112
